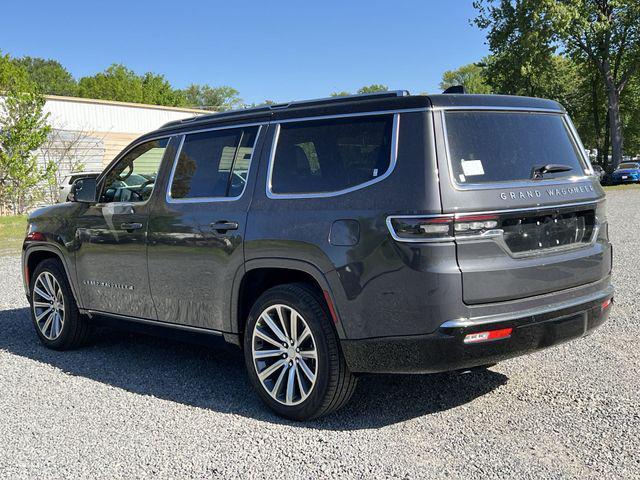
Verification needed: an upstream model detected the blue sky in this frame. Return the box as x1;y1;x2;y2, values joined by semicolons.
0;0;489;104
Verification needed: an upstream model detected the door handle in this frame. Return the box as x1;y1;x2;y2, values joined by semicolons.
120;222;143;231
210;221;239;233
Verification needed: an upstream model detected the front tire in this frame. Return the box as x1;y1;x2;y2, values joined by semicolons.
29;258;90;350
243;283;357;420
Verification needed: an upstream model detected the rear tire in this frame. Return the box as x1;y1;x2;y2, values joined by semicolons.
243;283;357;420
29;258;90;350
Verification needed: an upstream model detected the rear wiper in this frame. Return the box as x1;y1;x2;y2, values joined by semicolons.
531;164;573;180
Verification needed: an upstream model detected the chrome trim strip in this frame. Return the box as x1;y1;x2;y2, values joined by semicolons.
266;113;400;199
385;214;454;243
439;284;614;328
438;109;592;191
165;125;263;204
432;106;565;113
274;108;424;124
451;199;601;216
386;200;601;250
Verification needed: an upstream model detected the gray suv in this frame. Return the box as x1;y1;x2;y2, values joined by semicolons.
21;91;613;420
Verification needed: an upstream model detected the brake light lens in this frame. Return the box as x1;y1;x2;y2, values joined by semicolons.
24;231;46;242
464;327;513;344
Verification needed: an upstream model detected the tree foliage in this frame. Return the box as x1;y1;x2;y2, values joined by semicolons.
357;84;389;94
439;63;492;93
77;64;185;106
0;57;53;213
13;57;77;96
179;84;242;111
474;0;640;169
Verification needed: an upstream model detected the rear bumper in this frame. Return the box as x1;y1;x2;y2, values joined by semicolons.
341;286;613;374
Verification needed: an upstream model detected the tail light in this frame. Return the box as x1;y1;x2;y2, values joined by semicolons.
24;231;46;242
387;214;499;242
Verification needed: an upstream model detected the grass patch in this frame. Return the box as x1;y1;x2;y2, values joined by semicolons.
0;215;27;255
602;184;640;191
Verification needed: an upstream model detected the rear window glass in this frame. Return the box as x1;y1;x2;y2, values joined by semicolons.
270;115;394;195
444;112;585;184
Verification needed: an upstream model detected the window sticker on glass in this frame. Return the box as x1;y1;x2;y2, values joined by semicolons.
461;159;485;176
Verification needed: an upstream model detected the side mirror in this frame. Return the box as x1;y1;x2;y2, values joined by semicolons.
71;177;98;203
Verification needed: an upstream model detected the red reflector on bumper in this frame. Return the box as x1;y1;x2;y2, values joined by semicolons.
601;298;612;310
464;327;513;344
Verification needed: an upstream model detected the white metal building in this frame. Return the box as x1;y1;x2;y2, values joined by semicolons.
41;95;204;172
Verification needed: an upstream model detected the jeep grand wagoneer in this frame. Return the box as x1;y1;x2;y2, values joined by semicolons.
22;91;613;419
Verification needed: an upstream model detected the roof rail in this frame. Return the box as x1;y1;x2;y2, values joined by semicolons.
160;90;410;129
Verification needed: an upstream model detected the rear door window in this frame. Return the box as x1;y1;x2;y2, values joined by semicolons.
270;115;394;195
169;126;259;200
444;112;586;184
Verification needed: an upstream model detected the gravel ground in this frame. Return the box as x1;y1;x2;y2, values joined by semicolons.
0;189;639;479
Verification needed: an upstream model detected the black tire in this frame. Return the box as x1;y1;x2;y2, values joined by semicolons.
243;283;357;420
29;258;90;350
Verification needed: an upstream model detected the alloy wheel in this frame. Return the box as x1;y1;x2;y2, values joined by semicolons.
251;304;318;406
32;271;65;340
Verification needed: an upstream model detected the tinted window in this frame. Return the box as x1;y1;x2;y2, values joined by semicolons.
270;115;394;194
170;127;258;199
100;138;169;203
445;112;585;184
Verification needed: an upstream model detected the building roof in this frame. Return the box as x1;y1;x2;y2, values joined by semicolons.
44;95;207;114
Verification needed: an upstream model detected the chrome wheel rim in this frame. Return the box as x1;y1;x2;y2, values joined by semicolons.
252;304;318;406
32;272;65;341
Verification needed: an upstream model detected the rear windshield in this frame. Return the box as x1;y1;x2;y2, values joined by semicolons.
618;163;640;169
444;111;585;184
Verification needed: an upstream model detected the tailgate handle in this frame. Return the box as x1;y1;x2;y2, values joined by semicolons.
210;221;239;233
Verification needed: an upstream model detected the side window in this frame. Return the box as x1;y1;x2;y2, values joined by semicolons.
100;138;169;203
170;126;259;200
270;115;394;195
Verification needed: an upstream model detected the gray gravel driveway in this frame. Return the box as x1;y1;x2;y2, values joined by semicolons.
0;189;638;479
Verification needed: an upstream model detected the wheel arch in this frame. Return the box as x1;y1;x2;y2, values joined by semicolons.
23;245;82;308
231;259;345;343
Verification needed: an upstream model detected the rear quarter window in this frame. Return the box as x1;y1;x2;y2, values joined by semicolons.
269;115;395;195
444;111;586;185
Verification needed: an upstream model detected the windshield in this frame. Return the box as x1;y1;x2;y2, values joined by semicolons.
617;163;640;170
444;111;586;184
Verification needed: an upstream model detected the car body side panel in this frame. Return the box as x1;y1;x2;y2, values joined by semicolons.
245;112;460;339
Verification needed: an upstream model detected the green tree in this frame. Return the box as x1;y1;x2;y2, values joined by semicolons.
180;84;242;111
474;0;640;170
0;51;31;92
330;91;351;97
439;63;492;93
77;64;185;106
13;57;77;96
77;64;144;103
357;84;388;94
0;55;53;213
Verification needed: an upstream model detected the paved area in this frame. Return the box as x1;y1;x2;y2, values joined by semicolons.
0;189;638;479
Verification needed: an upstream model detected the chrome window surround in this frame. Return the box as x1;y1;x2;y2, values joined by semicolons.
165;124;264;204
386;199;602;258
266;112;400;199
438;107;594;191
94;134;174;208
